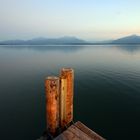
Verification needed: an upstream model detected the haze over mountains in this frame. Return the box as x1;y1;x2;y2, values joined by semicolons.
0;36;86;45
0;35;140;45
112;35;140;44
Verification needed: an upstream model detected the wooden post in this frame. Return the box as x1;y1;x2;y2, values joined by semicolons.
60;68;74;128
45;76;60;136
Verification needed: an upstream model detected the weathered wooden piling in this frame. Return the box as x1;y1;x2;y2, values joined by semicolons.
60;68;74;128
45;76;60;136
42;68;106;140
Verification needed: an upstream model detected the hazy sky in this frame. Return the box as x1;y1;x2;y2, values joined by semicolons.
0;0;140;41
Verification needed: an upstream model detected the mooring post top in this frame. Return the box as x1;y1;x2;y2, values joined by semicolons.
61;68;74;72
61;68;74;78
46;76;59;80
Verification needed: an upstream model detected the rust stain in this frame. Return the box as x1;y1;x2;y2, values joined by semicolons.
45;76;60;136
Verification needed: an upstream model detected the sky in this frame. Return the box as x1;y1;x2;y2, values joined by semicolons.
0;0;140;41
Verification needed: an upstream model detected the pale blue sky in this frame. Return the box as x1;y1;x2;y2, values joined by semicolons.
0;0;140;41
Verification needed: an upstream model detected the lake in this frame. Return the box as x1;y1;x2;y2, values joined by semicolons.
0;45;140;140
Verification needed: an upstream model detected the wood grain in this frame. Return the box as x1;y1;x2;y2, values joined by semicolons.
55;121;106;140
45;76;60;136
60;68;74;128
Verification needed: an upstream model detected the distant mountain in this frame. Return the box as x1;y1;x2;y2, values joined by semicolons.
0;39;25;45
1;35;140;45
112;35;140;44
0;36;86;45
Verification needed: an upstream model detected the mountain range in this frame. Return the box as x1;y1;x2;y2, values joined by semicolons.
0;35;140;45
0;36;86;45
112;35;140;44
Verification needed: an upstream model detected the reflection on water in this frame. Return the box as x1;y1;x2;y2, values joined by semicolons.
0;45;140;140
2;44;140;53
0;45;86;53
113;44;140;53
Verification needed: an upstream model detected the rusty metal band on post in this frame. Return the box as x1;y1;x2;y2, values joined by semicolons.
45;76;60;136
60;68;74;128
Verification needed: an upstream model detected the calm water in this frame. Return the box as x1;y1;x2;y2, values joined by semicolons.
0;45;140;140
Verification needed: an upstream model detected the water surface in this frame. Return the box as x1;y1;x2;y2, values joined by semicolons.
0;45;140;140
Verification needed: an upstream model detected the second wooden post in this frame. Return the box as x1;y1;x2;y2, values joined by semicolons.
60;68;74;128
